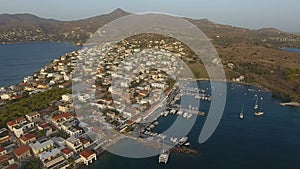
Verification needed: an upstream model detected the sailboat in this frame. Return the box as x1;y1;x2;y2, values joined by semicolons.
254;97;264;117
239;105;244;119
254;96;259;110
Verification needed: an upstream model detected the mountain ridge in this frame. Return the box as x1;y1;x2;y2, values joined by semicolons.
0;9;289;33
0;8;299;48
0;8;299;102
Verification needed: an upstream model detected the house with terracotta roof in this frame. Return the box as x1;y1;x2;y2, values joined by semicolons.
6;117;35;138
7;163;19;169
61;147;73;159
6;117;26;131
0;146;7;156
80;149;97;166
51;112;82;138
20;133;37;144
0;154;15;168
13;145;31;160
0;128;11;143
79;137;91;148
51;112;73;124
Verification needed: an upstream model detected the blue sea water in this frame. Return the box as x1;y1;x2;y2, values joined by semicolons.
0;42;81;87
90;81;300;169
282;47;300;54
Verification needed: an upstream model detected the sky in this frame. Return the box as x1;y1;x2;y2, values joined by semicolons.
1;0;299;33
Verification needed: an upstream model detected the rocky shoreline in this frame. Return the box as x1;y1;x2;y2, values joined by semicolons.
279;102;300;107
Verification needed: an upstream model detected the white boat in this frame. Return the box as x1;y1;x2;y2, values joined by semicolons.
159;150;169;164
179;137;188;145
254;97;259;110
240;105;244;119
163;111;169;117
255;111;264;116
173;137;178;143
179;136;188;142
240;113;244;119
254;97;264;117
184;142;190;146
170;109;176;114
177;110;183;115
183;112;188;118
187;114;193;119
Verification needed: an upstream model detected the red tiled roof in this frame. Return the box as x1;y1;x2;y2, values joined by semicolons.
52;112;72;121
7;163;19;169
50;124;56;130
61;147;73;154
0;146;5;152
38;123;50;129
80;149;95;158
20;133;36;142
15;117;26;123
79;137;90;144
7;117;26;126
13;95;23;100
0;154;12;163
13;145;30;157
6;121;16;126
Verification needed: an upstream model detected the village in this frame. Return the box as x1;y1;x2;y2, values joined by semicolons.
0;37;205;168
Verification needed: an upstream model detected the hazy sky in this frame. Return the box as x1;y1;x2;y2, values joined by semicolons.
1;0;299;32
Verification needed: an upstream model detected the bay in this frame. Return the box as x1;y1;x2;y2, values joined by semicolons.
89;81;300;169
282;47;300;54
0;42;81;87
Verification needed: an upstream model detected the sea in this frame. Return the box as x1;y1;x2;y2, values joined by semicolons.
0;42;80;87
282;47;300;54
1;43;300;169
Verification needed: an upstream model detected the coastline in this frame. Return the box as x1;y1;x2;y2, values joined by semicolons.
192;78;271;92
279;102;300;107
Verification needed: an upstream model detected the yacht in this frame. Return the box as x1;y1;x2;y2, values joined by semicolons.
254;111;264;116
159;150;170;164
178;137;188;145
